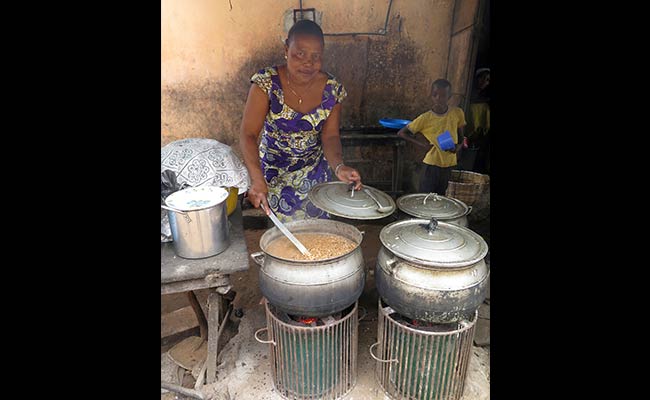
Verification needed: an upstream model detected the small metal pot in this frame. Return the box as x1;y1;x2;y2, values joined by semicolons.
375;218;489;323
251;219;365;317
162;186;230;259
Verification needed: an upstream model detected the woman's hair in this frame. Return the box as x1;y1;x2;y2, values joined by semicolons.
287;19;324;46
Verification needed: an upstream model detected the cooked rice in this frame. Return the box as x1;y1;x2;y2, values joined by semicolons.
266;233;357;261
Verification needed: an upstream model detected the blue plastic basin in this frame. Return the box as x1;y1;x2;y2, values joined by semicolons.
379;118;411;129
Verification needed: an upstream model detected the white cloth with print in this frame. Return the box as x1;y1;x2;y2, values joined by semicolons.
160;138;250;242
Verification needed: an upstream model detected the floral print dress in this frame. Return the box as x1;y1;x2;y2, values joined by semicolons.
251;66;347;223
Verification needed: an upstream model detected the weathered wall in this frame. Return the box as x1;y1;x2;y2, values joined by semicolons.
401;0;481;192
161;0;463;155
448;0;480;108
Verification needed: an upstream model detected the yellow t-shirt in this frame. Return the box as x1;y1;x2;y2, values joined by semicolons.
466;102;490;140
407;107;466;167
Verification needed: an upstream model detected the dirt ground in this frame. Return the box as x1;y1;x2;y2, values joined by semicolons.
162;195;490;399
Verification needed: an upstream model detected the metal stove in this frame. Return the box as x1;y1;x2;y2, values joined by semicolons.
255;301;359;400
370;299;477;400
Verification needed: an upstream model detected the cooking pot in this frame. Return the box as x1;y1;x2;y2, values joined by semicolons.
396;193;471;227
162;186;230;259
375;218;489;323
251;219;365;317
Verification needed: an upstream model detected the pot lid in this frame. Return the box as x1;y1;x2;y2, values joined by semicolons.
308;182;396;220
380;218;488;268
397;193;468;220
165;186;229;211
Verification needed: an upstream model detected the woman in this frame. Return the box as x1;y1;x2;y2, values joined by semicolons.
239;19;362;222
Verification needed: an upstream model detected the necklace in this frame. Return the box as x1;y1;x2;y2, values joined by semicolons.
286;72;313;105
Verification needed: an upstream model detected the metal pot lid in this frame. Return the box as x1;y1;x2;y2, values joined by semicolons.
308;182;396;220
380;218;488;268
397;193;468;220
165;186;229;211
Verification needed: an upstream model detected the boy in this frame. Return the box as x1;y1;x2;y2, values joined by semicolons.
397;79;466;195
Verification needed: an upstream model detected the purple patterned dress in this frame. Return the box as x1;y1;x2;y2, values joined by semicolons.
251;66;347;223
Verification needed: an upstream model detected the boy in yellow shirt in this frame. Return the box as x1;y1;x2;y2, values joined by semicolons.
397;79;466;194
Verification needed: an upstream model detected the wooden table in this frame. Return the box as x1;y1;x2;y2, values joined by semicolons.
161;203;249;385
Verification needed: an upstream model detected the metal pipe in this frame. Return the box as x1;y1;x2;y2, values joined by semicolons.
161;381;205;400
444;0;460;79
322;0;394;37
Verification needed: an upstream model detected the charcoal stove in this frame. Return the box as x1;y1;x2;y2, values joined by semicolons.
255;300;358;400
370;299;477;400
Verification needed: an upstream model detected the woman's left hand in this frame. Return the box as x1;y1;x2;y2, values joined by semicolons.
336;165;362;190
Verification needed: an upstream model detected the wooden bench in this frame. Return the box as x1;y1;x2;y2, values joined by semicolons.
161;204;249;386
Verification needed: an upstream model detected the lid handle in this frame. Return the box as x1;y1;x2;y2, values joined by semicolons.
426;217;438;234
423;192;440;204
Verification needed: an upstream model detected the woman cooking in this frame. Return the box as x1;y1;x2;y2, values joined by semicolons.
239;19;362;222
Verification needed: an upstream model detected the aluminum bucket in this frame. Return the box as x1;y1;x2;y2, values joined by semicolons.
163;186;230;259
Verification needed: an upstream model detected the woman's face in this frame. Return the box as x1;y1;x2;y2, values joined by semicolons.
285;34;323;84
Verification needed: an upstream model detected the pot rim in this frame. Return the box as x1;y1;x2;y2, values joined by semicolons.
259;219;363;263
260;246;362;264
165;186;229;212
401;212;468;221
397;193;470;220
166;202;226;213
381;243;487;268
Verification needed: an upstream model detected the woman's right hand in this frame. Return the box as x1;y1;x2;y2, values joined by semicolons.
247;180;270;214
336;165;362;190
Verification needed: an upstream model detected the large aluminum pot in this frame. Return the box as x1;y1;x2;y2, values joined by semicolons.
375;218;489;323
251;219;365;317
162;186;230;259
396;193;471;227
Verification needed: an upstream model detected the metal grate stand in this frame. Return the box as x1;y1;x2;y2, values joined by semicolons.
256;301;358;400
370;299;477;400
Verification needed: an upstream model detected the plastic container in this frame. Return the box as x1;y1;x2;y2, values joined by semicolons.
437;130;455;151
379;118;411;129
226;187;239;216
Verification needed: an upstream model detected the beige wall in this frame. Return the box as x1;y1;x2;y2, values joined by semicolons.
162;0;467;156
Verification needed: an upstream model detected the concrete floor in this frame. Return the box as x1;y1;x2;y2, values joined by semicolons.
162;199;490;400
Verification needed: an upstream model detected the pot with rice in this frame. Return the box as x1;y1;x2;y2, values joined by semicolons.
250;182;396;316
250;219;365;317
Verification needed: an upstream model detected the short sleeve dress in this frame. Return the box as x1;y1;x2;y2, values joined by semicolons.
250;66;347;223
